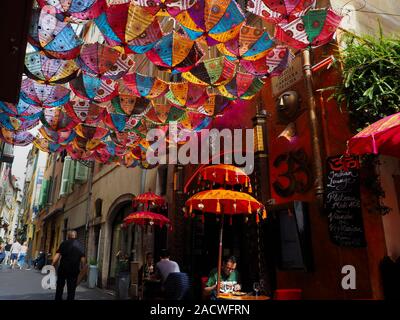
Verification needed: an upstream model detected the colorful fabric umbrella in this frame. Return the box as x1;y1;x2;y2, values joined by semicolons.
20;79;70;108
25;52;79;84
216;25;274;62
247;0;316;24
0;113;40;131
218;72;264;100
198;164;252;191
132;0;196;17
347;112;400;159
0;128;35;146
182;56;236;87
64;99;106;125
146;31;204;74
28;6;83;60
77;43;135;80
275;8;343;50
36;0;106;21
108;93;150;117
122;73;169;99
0;100;43;120
175;0;246;46
165;82;208;107
41;107;77;132
94;3;163;54
133;191;166;208
74;123;109;140
70;135;105;152
145;103;186;124
110;131;142;148
33;137;64;153
123;211;170;228
38;126;76;144
239;45;295;77
189;94;231;117
69;73;119;103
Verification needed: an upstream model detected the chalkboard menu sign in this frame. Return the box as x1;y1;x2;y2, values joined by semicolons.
325;155;366;247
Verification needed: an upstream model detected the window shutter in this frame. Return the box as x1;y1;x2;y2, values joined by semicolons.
74;161;89;181
60;156;72;196
67;160;76;192
39;179;49;209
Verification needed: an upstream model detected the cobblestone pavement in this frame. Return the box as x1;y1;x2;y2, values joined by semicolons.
0;266;116;300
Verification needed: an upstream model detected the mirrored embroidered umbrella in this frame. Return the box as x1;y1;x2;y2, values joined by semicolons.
94;3;163;54
217;25;274;62
132;0;196;17
122;73;169;99
64;99;106;124
25;52;79;84
165;82;208;107
146;31;204;74
0;128;35;146
37;0;106;21
247;0;316;24
41;107;77;132
28;6;83;60
182;56;236;87
77;43;135;80
175;0;245;46
69;73;119;102
20;78;70;108
186;188;266;298
275;8;343;50
240;45;295;77
218;72;264;100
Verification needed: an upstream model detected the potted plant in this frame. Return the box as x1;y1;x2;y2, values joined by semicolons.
115;253;130;299
87;258;98;289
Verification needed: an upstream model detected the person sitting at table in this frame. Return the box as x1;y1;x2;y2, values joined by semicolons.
153;249;180;284
139;252;155;283
204;256;241;300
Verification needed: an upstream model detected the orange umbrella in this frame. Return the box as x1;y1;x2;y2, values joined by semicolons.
133;191;166;210
186;189;266;298
198;164;252;192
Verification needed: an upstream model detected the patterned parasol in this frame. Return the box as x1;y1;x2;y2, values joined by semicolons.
145;103;186;125
146;31;204;74
275;8;343;50
20;79;70;108
175;0;246;46
77;43;135;80
40;107;77;132
133;191;166;207
94;3;163;54
182;56;236;87
0;100;43;120
38;126;76;144
33;137;64;153
74;123;109;140
36;0;106;21
28;6;83;60
247;0;316;24
25;52;79;84
64;99;106;124
69;73;119;103
0;113;40;132
218;72;264;100
165;82;208;108
198;164;252;191
122;73;169;99
0;128;35;146
123;211;171;228
132;0;196;17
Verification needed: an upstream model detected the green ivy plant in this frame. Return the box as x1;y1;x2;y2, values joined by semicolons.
327;27;400;132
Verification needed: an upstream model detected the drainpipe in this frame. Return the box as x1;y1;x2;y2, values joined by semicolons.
302;48;324;208
84;162;94;256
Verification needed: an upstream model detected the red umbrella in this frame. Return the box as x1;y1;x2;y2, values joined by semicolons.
133;191;166;209
123;211;171;229
347;112;400;158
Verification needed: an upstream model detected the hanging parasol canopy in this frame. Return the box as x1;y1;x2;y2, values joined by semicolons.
239;45;295;77
25;52;79;84
198;164;252;191
0;100;43;120
218;72;264;100
64;99;106;125
133;191;166;207
188;94;231;117
33;137;64;153
165;82;209;108
247;0;316;24
132;0;196;17
94;2;163;54
122;73;169;99
28;6;83;60
39;126;76;144
347;112;400;159
181;56;237;87
0;128;35;146
216;25;275;62
69;73;119;103
74;123;109;140
175;0;246;46
36;0;106;21
20;79;70;108
275;8;343;50
40;107;77;132
146;31;204;74
77;43;135;80
0;113;40;132
145;102;186;125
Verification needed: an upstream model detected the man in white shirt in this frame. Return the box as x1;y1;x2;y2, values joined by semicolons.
10;240;22;269
154;249;180;284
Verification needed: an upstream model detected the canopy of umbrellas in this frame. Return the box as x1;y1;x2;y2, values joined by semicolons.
0;0;342;167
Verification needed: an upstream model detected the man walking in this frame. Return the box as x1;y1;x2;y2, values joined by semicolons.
10;239;21;269
52;230;88;300
2;241;12;267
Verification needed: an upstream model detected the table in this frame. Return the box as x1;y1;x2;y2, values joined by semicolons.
218;293;270;301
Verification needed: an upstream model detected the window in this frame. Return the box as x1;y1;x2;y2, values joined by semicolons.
95;199;103;218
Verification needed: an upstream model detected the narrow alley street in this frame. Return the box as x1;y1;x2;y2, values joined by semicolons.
0;267;115;300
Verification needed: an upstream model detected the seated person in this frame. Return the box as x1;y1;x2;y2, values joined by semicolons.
153;249;180;284
204;256;241;299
